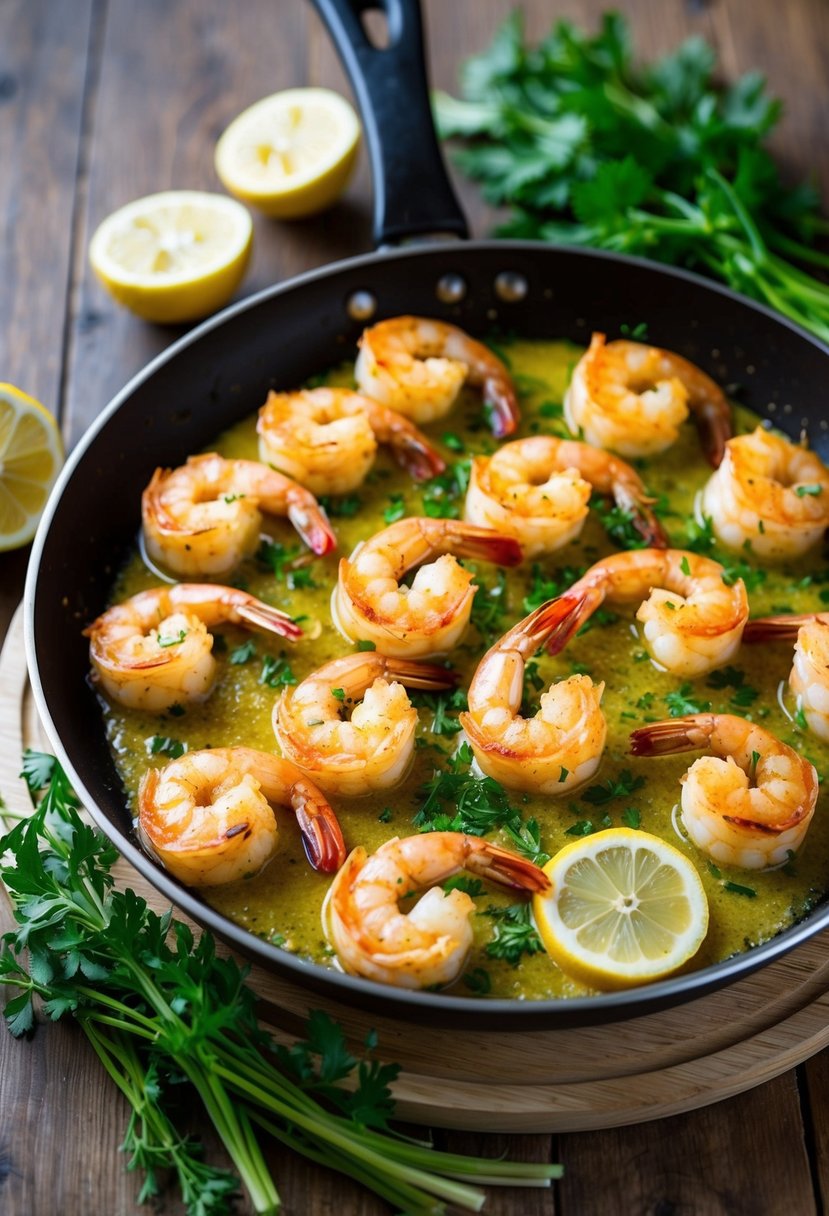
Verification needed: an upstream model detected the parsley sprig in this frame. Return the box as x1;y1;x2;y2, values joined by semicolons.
436;13;829;342
0;753;561;1214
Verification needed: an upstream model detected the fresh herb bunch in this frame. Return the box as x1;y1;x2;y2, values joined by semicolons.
434;13;829;341
0;752;561;1215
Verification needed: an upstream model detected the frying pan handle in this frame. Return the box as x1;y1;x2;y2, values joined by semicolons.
311;0;469;246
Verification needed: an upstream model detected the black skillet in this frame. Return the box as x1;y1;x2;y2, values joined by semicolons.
25;0;829;1029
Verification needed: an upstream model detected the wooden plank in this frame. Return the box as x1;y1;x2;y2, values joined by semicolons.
802;1052;829;1209
0;3;100;1212
64;0;374;444
0;0;94;424
558;1072;815;1216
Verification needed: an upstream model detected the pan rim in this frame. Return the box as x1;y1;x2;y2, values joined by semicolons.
24;238;829;1027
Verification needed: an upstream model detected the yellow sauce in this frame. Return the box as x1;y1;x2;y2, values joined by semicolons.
102;339;829;1000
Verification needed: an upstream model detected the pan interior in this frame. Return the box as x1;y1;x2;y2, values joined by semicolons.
27;242;829;1028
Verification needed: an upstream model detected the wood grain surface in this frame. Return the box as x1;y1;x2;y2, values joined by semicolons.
1;1;828;1213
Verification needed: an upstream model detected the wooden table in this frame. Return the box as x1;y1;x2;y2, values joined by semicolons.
2;1;829;1211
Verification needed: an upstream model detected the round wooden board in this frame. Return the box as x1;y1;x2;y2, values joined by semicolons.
4;603;829;1133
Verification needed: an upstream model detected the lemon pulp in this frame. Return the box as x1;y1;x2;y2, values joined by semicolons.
88;191;253;324
533;828;709;990
0;384;63;550
215;88;360;218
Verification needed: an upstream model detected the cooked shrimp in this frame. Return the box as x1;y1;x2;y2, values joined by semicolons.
333;517;523;658
275;652;457;796
701;427;829;559
325;831;549;988
355;315;519;438
545;549;748;677
85;583;301;712
460;598;606;793
744;613;829;742
464;435;668;556
564;333;732;466
631;714;818;869
138;746;346;886
142;453;337;578
257;387;445;496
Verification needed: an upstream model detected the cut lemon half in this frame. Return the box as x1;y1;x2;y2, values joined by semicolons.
533;828;709;991
215;88;360;218
89;191;253;324
0;384;64;551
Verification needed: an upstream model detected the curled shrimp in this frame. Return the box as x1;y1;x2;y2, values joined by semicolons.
355;315;519;438
744;612;829;741
257;387;445;496
325;831;550;989
142;452;337;578
85;583;301;712
333;516;522;658
701;428;829;559
460;598;607;794
545;549;748;677
565;333;732;466
631;714;818;870
274;652;457;797
464;435;668;556
138;746;346;886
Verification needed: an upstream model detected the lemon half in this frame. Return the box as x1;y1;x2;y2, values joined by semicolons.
215;88;360;218
0;384;64;550
89;191;253;324
533;828;709;991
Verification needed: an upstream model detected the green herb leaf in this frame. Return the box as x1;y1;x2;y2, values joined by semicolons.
260;656;297;688
483;903;544;965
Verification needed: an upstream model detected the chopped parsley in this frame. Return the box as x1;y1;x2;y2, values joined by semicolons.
483;904;544;965
229;640;257;665
580;769;645;806
260;656;297;688
664;683;711;717
147;736;187;759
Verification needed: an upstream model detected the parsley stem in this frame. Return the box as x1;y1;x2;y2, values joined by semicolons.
250;1112;449;1216
213;1062;487;1208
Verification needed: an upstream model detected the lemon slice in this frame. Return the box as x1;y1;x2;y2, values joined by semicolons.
88;191;253;324
533;828;709;990
215;88;360;218
0;384;64;551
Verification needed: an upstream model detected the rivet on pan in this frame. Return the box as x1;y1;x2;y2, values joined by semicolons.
494;271;528;303
436;273;466;304
346;290;377;322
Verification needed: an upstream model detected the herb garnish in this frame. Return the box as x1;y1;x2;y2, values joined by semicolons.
483;903;544;965
260;656;297;688
436;13;829;343
580;769;645;806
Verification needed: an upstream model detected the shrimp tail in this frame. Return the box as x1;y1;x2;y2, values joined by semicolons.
442;520;523;566
382;657;459;691
743;615;816;644
287;502;338;556
630;715;715;756
291;779;347;873
540;592;595;655
692;399;733;469
483;376;521;439
388;429;447;483
236;601;303;641
612;481;670;549
467;840;551;894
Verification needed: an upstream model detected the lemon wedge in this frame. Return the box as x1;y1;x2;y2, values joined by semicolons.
533;828;709;990
0;384;64;551
88;191;253;324
215;88;360;218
